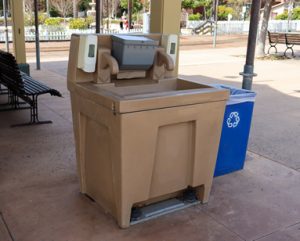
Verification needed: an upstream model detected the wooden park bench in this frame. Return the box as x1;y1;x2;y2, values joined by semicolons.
0;50;62;127
267;31;286;54
268;31;300;57
285;33;300;57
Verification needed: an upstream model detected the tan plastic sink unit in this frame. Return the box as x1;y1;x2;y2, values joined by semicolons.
67;34;229;228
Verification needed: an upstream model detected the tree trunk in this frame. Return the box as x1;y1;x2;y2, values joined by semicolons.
287;0;294;31
73;0;77;18
106;0;109;29
256;0;273;57
63;8;67;23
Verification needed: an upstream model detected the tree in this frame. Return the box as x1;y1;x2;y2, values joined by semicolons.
181;0;212;20
287;0;295;23
292;7;300;19
182;0;195;9
141;0;150;12
102;0;114;18
257;0;300;57
78;0;92;12
119;0;143;14
24;0;35;26
73;0;78;18
276;7;300;20
227;0;249;20
50;0;79;20
275;10;288;20
25;0;34;15
256;0;273;57
218;5;233;20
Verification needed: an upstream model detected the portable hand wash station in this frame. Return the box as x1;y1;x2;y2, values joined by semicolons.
67;33;229;228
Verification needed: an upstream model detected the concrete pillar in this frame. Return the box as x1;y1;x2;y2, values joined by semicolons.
150;0;181;74
150;0;181;34
10;0;27;65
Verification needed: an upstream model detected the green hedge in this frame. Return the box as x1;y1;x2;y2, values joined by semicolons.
292;7;300;20
276;8;300;20
69;18;88;29
85;16;95;26
0;17;12;25
111;19;121;24
24;13;48;26
218;5;233;21
276;11;288;20
188;13;202;21
45;18;63;26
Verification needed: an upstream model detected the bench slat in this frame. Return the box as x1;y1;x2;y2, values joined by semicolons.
285;34;300;45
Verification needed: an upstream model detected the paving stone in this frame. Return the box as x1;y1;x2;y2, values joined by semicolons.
204;152;300;241
0;214;12;241
255;223;300;241
0;183;244;241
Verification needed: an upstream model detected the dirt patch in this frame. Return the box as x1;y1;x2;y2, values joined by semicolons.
257;54;291;60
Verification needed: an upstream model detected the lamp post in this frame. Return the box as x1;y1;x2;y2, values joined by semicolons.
212;0;219;48
240;0;261;90
3;0;9;52
34;0;41;70
95;0;101;33
46;0;50;17
128;0;132;32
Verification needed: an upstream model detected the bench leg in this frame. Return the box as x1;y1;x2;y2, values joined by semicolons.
0;91;31;112
0;91;18;110
11;95;53;127
284;44;295;57
0;84;8;95
5;91;22;109
268;44;278;54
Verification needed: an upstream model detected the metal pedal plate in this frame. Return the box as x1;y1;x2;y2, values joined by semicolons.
130;197;200;225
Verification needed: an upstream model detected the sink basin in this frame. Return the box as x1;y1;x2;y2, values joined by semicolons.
74;78;228;114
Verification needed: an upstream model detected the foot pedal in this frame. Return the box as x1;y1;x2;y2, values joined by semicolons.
130;191;199;225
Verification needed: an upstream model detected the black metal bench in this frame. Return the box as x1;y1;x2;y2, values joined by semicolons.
0;50;62;126
268;31;300;57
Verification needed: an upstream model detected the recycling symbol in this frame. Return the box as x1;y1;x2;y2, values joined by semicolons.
227;112;240;128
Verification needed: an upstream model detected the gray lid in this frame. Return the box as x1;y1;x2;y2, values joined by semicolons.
112;35;159;46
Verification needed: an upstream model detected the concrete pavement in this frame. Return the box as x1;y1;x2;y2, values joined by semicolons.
0;41;300;241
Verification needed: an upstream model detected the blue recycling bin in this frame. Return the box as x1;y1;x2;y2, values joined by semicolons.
213;85;256;177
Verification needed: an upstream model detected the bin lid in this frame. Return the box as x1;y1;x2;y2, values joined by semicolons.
112;35;159;46
212;84;256;105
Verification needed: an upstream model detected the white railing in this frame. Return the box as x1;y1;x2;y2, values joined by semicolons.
1;21;299;41
267;20;300;32
184;20;300;35
0;26;143;42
